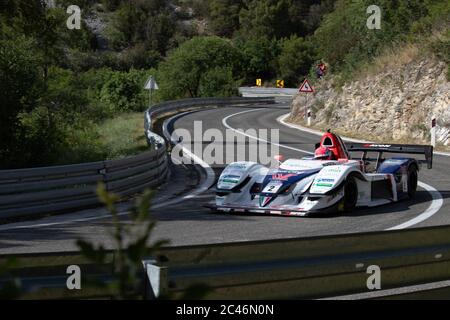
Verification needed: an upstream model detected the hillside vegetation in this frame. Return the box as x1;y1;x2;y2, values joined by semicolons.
290;0;450;147
1;0;449;168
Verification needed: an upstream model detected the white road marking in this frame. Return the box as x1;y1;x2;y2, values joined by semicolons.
222;109;314;155
225;109;444;230
387;182;444;230
162;111;216;197
320;280;450;300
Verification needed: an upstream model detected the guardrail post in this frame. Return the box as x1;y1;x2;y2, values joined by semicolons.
143;260;169;299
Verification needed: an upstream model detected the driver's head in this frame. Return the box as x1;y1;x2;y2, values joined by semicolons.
314;146;334;160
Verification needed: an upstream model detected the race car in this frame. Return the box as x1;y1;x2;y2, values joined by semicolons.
207;130;433;216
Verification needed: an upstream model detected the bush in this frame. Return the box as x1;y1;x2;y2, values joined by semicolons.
235;36;280;83
16;107;68;168
277;36;316;87
157;36;243;100
313;0;446;76
99;69;149;113
0;35;44;168
198;66;240;97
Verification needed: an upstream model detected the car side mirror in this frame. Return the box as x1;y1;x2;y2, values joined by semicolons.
315;143;321;150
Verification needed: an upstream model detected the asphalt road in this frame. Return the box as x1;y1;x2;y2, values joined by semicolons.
0;103;449;254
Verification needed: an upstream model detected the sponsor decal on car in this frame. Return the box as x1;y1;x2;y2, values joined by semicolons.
314;183;333;187
260;196;273;207
271;173;297;181
364;144;392;148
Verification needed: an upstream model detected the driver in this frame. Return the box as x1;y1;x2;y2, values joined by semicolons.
314;146;336;160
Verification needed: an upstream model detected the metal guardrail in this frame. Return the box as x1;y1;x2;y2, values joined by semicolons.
144;96;275;145
2;225;450;300
0;97;274;220
0;149;168;219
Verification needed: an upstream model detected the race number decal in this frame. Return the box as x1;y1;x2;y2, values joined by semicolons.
263;182;283;194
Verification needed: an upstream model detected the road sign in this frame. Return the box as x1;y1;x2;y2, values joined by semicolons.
145;76;159;107
276;80;284;88
145;76;159;90
299;79;314;93
256;79;262;87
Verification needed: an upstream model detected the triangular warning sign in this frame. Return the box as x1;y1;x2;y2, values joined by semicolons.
144;76;159;90
299;79;314;93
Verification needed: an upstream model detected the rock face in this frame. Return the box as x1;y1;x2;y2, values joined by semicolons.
290;58;450;145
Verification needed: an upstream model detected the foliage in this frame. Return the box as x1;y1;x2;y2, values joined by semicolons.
76;183;168;299
106;0;176;56
277;36;316;86
198;66;240;97
238;0;312;40
208;0;243;37
57;112;148;164
99;69;148;113
158;36;243;99
0;258;22;300
235;36;280;83
313;0;450;80
0;35;44;167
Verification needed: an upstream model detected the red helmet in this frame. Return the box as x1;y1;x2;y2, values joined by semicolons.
314;146;335;160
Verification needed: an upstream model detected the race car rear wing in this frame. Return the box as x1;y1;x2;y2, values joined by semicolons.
346;143;434;169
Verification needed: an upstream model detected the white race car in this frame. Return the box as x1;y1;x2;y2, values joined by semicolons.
207;131;433;216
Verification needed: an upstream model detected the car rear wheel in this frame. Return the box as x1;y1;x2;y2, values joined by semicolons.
407;166;418;198
343;176;358;212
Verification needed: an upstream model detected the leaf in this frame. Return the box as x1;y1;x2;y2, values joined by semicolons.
76;239;107;264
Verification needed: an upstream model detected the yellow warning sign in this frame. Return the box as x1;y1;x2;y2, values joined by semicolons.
256;79;262;87
276;80;284;88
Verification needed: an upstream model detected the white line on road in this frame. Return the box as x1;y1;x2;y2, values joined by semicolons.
222;109;314;155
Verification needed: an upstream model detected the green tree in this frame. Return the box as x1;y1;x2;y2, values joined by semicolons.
158;36;243;99
235;36;280;83
208;0;244;37
238;0;311;39
278;36;316;86
313;0;446;74
100;69;148;113
107;0;176;55
0;35;43;167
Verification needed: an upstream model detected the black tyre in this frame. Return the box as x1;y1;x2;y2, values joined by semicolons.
343;176;358;212
407;166;418;198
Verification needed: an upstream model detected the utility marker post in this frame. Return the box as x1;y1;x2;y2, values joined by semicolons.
431;116;437;148
144;76;159;107
299;79;314;124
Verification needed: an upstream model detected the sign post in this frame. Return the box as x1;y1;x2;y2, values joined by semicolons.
144;76;159;107
299;79;314;122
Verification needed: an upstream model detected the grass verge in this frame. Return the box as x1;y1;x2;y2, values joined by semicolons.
57;112;148;165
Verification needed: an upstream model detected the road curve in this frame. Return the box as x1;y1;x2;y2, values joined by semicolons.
0;103;449;254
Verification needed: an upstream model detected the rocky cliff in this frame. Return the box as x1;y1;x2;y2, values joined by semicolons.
289;50;450;147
